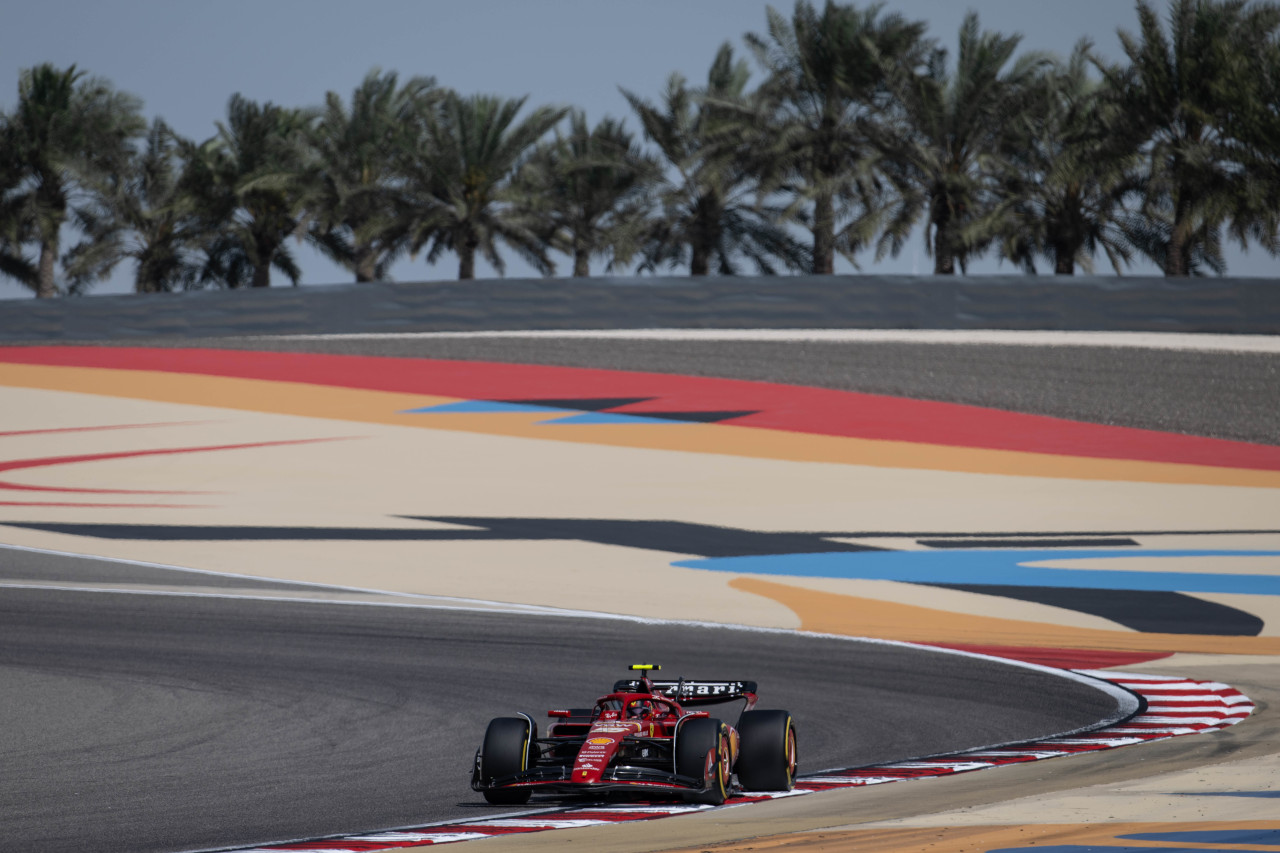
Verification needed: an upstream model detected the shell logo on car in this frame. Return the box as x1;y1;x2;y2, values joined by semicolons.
587;737;614;745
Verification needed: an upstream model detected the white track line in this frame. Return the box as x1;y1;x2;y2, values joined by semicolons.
250;328;1280;353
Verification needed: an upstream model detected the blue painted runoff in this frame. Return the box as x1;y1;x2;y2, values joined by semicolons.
999;830;1280;852
672;549;1280;596
400;402;679;424
1122;829;1280;845
991;847;1254;852
400;401;567;414
535;412;678;425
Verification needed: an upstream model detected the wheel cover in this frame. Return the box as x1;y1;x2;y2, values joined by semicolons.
784;725;797;781
716;735;731;792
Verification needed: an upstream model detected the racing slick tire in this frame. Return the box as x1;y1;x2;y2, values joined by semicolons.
676;717;731;805
736;710;797;792
479;716;536;805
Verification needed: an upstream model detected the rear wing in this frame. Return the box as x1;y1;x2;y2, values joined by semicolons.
612;679;759;706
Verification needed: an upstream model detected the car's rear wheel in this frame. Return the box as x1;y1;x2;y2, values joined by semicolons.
676;717;730;805
736;710;797;791
480;717;535;805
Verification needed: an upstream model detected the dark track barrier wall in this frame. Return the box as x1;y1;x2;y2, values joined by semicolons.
0;274;1277;340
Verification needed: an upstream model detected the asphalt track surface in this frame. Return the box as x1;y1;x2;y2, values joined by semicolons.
3;335;1275;853
0;548;1124;853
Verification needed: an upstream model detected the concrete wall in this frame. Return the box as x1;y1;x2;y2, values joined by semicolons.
0;274;1277;341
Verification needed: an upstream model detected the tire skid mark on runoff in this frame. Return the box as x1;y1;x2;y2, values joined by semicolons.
228;673;1254;852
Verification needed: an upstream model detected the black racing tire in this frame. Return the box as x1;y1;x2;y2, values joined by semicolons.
480;717;535;805
736;709;797;792
676;717;730;805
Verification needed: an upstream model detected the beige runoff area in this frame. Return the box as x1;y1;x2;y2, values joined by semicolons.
2;384;1279;632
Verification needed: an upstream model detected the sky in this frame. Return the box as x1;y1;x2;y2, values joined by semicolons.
1;0;1276;298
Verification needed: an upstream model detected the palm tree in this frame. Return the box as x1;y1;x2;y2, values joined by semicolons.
1226;26;1280;255
62;118;206;293
622;44;810;276
183;94;314;288
0;133;36;286
991;42;1137;274
876;13;1050;274
399;91;568;280
511;110;658;276
1100;0;1280;276
745;0;929;274
2;63;143;297
307;69;438;282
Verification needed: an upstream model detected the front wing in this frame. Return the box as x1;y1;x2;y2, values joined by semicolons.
472;735;713;798
472;762;709;798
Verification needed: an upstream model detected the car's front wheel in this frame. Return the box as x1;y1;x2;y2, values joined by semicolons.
676;717;730;805
479;716;535;805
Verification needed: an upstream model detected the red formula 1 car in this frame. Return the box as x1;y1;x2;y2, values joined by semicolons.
471;664;798;805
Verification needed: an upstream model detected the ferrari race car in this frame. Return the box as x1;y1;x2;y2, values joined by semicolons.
471;664;798;805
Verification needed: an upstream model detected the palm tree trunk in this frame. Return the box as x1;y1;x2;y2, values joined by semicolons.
573;247;590;277
1053;235;1076;274
812;193;835;275
459;238;477;280
933;250;956;275
1053;191;1080;275
690;194;717;276
690;245;710;276
1166;185;1192;276
1167;221;1190;277
932;230;956;275
931;196;956;275
135;246;170;293
36;237;58;299
251;232;277;288
355;244;377;283
135;264;157;294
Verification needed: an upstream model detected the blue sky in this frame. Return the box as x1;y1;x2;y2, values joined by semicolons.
2;1;1275;296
